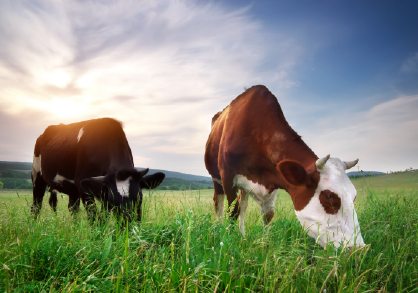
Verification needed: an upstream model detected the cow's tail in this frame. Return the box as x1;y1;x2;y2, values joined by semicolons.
32;134;43;183
34;134;43;157
211;111;222;127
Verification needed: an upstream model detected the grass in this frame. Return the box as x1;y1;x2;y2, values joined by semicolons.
0;175;417;292
351;170;418;191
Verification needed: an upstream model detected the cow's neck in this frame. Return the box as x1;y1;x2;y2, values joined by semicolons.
109;152;134;172
270;137;320;209
266;131;318;168
264;132;319;194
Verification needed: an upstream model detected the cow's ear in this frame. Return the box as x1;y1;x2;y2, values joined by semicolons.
140;172;165;189
277;160;308;186
80;178;105;195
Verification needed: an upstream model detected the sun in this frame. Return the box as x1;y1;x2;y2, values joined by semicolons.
48;98;87;118
45;71;71;88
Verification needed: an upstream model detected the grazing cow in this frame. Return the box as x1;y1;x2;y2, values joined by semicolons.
204;85;365;248
31;118;165;222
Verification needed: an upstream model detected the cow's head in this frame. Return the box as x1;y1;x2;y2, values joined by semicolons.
80;168;165;221
277;155;365;248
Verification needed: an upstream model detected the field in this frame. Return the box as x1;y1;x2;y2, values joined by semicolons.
0;173;417;292
350;171;418;191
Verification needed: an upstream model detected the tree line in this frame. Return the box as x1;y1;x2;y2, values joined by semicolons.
0;170;32;189
157;178;213;190
0;170;215;191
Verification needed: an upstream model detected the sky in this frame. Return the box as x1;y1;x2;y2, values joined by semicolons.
0;0;417;176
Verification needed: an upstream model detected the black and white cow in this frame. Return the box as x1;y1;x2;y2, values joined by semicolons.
31;118;165;222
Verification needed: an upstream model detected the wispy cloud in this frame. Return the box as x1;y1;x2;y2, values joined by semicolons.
401;52;418;73
301;95;418;172
0;0;301;174
4;1;414;176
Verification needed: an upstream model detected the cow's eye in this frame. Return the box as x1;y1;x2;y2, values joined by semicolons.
326;193;333;200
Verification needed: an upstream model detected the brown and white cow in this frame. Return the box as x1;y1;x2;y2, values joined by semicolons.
204;85;365;248
31;118;165;222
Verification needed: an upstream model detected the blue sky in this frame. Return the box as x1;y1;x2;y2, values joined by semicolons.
0;0;417;176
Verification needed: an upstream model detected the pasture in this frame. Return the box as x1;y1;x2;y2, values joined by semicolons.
0;174;417;292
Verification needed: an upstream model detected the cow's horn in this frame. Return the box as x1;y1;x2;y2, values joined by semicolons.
138;168;149;177
344;159;359;170
316;154;330;169
91;176;105;183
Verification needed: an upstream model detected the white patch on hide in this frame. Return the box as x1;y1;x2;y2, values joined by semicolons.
32;155;42;182
295;157;365;248
267;132;286;162
53;174;75;185
233;175;277;207
117;176;131;197
77;127;84;143
233;174;278;234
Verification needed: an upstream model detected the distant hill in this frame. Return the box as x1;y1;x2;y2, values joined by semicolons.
0;161;212;182
347;171;386;176
351;170;418;191
158;178;213;190
136;167;212;181
0;161;32;171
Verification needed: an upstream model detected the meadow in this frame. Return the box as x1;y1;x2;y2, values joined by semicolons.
0;173;417;292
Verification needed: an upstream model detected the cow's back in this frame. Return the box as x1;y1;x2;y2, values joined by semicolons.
35;121;87;180
75;118;133;178
205;85;317;182
205;107;229;178
35;118;133;183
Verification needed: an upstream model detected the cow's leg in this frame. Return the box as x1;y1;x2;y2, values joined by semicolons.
48;189;58;213
221;172;239;221
31;172;47;218
212;179;225;221
136;196;143;223
238;190;249;236
260;191;278;225
81;195;97;223
54;181;80;216
68;196;80;216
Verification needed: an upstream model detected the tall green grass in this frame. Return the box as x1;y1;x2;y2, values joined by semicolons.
0;187;417;292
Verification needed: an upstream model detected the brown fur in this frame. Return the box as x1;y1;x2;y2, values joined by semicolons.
204;85;321;220
319;190;341;215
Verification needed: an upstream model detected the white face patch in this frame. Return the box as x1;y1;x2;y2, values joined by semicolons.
53;174;75;185
295;158;365;248
32;155;42;182
77;127;84;143
117;176;131;197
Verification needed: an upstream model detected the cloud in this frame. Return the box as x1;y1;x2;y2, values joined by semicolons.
0;0;302;175
0;109;49;161
401;52;418;73
301;95;418;172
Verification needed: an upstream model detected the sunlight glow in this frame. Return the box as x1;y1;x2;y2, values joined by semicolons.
48;98;87;118
44;71;71;87
18;97;87;118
